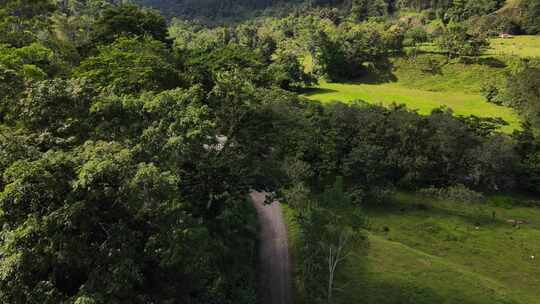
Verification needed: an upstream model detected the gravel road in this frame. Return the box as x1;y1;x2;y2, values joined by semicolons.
250;191;292;304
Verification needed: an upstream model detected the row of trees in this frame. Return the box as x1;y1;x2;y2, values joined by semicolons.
169;13;406;82
167;5;510;82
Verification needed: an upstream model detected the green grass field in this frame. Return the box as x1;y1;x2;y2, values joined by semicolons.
303;55;520;132
284;193;540;304
303;81;519;132
303;35;540;132
417;35;540;59
487;36;540;58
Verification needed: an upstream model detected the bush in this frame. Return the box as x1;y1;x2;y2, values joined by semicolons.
435;22;488;58
419;184;485;203
481;82;502;105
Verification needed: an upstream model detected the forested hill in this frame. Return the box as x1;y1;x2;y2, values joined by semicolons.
136;0;305;21
137;0;518;24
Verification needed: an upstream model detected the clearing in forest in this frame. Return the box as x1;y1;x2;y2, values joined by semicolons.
303;53;522;132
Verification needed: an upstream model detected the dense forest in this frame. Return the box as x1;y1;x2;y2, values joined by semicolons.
1;0;540;303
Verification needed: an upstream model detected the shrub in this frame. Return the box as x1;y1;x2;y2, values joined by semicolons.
481;82;502;105
419;184;485;203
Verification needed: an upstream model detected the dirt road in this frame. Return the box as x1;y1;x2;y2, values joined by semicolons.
250;191;292;304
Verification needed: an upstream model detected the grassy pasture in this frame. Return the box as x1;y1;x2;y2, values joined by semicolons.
284;193;540;304
303;35;539;133
487;36;540;58
417;35;540;58
303;55;520;132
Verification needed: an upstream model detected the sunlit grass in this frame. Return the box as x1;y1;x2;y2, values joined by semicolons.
487;36;540;58
302;53;521;132
417;35;540;59
303;81;520;133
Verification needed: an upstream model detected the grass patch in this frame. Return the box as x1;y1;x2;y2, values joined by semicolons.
284;193;540;303
417;35;540;59
487;36;540;58
358;193;540;304
303;81;519;132
340;233;521;304
303;55;520;132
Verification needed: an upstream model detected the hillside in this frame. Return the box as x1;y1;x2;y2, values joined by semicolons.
285;193;540;304
137;0;305;21
496;0;523;18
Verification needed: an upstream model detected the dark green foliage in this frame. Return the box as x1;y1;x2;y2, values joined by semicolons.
15;79;93;140
93;4;169;44
314;30;350;81
404;26;429;47
504;66;540;129
351;0;388;21
506;65;540;193
314;21;404;81
294;177;368;303
522;0;540;34
186;44;268;89
435;22;489;58
446;0;505;21
0;0;57;47
75;36;180;94
280;101;519;196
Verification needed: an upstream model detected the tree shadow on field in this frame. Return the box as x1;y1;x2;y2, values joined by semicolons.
354;58;398;84
301;87;338;96
478;57;507;68
459;56;507;68
336;253;506;304
366;198;509;228
338;275;494;304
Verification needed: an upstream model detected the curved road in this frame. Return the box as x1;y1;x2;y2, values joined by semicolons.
250;192;292;304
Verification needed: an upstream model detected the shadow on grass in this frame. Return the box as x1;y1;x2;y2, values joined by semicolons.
336;242;512;304
459;56;507;68
357;58;398;84
478;57;507;68
338;271;500;304
365;196;508;228
304;58;399;89
337;277;450;304
300;87;339;96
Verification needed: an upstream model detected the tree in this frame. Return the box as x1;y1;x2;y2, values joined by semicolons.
0;43;67;123
14;78;94;142
0;140;233;303
436;22;488;58
404;26;429;58
186;43;274;89
314;30;349;81
92;4;169;45
523;0;540;34
504;66;540;129
0;0;56;47
75;36;179;94
296;177;367;303
468;135;519;190
268;47;316;90
351;0;388;21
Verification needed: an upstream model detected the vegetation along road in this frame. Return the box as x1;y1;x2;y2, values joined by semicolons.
251;192;292;304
